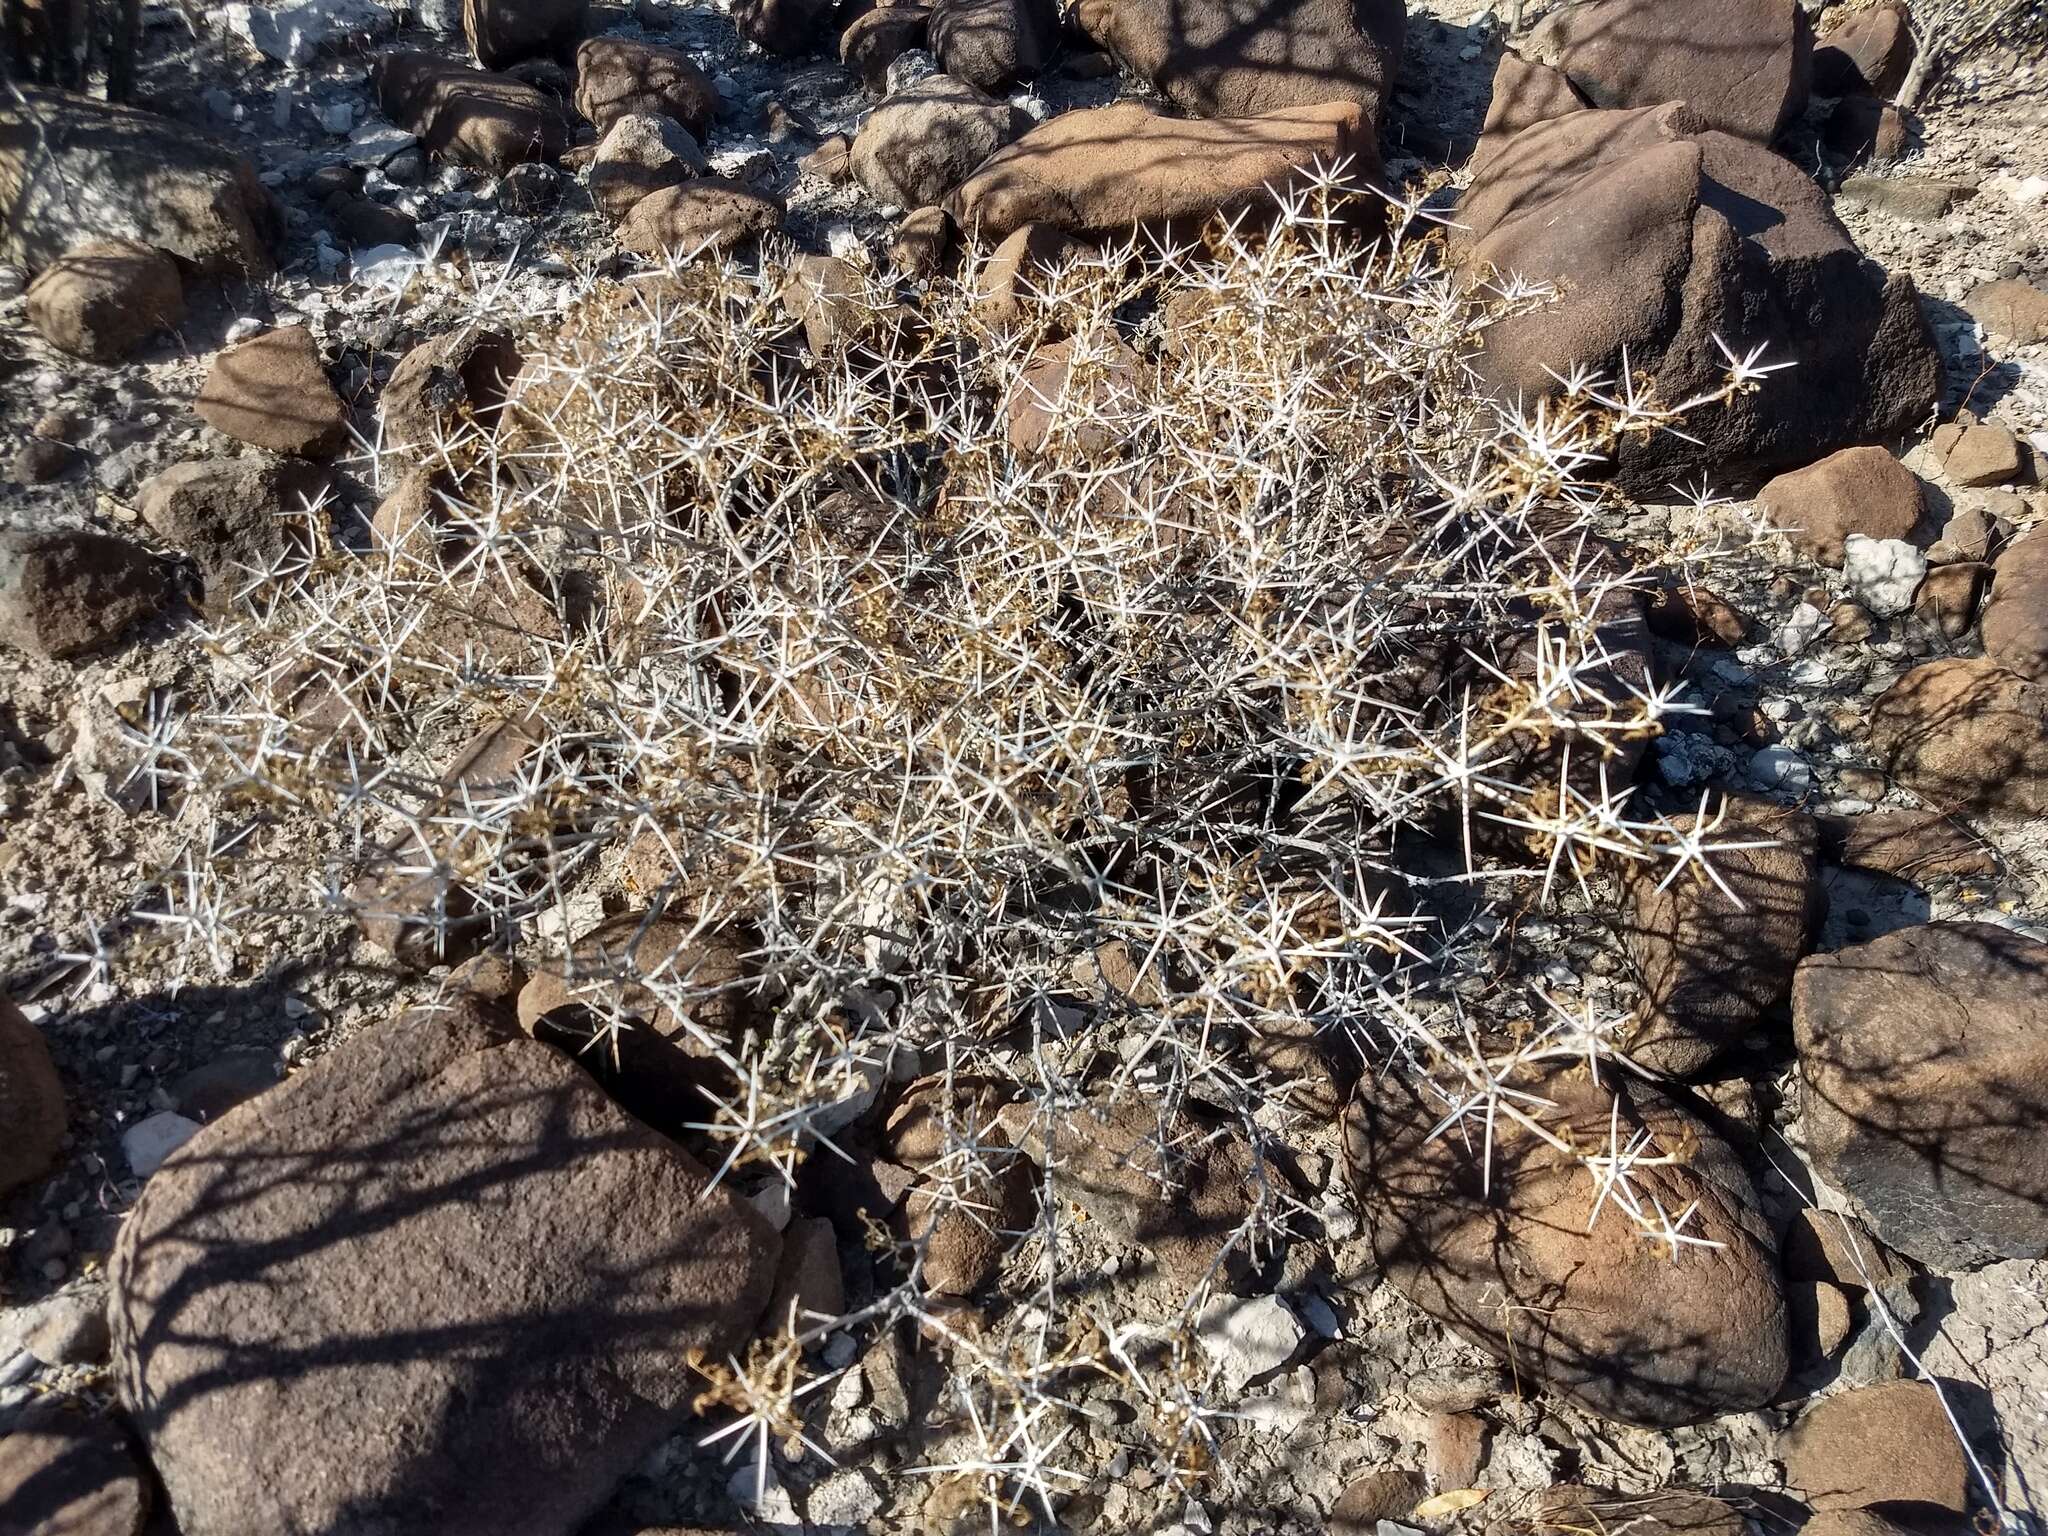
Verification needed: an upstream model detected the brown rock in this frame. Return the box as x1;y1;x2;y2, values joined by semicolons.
517;911;761;1125
1940;422;2023;487
615;177;784;259
1982;530;2048;679
1783;1207;1913;1298
0;88;279;277
371;50;571;174
905;1160;1035;1296
1870;657;2048;816
1520;1488;1748;1536
1819;808;1996;881
1;996;66;1199
972;222;1091;331
589;112;709;221
1344;1062;1788;1427
1928;505;2002;564
1001;1096;1255;1286
1794;921;2048;1272
762;1215;845;1332
1799;1513;1925;1536
733;0;832;54
350;716;547;965
25;240;184;363
1458;104;1938;494
1074;0;1401;120
1645;579;1748;647
1966;278;2048;346
1329;1469;1424;1533
1524;0;1812;142
850;75;1030;212
930;0;1055;90
1473;52;1588;173
0;1405;150;1536
1760;447;1925;567
1423;1410;1487;1489
1812;2;1915;97
324;190;420;248
196;326;349;458
1004;327;1144;455
840;4;928;93
463;0;584;67
0;528;165;660
800;133;852;180
108;1003;780;1536
1825;95;1912;164
136;457;330;599
380;326;522;455
14;437;78;483
1779;1381;1973;1514
949;97;1373;244
573;36;718;134
888;204;957;276
1913;560;1985;640
884;1073;1014;1167
1787;1279;1854;1366
1617;793;1820;1076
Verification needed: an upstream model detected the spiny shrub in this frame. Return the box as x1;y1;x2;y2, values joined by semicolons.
131;175;1777;1524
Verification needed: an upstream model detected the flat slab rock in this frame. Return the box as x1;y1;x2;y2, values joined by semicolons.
108;1000;780;1536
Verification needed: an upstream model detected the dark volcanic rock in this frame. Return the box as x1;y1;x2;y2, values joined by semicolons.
0;528;165;660
372;50;571;173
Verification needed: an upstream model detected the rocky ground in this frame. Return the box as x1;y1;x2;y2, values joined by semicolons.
4;0;2048;1532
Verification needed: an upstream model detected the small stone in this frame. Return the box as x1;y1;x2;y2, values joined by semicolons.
1913;561;1984;640
1750;744;1812;793
2;1285;111;1366
1195;1294;1302;1391
1330;1470;1424;1533
1966;278;2048;345
123;1112;202;1179
196;326;350;458
1940;422;2023;487
25;240;185;364
13;437;79;483
1841;534;1927;618
1780;1381;1972;1514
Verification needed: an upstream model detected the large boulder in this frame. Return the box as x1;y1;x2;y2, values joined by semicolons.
948;97;1373;243
850;74;1031;212
573;36;719;135
1344;1062;1788;1426
0;529;165;660
1075;0;1401;120
108;1002;780;1536
24;239;184;363
930;0;1056;90
1981;530;2048;681
0;89;278;276
1869;657;2048;817
462;0;584;66
371;50;570;173
1456;102;1940;494
1;996;66;1198
1522;0;1811;142
195;326;351;459
0;1404;151;1535
137;457;330;600
1617;794;1820;1076
1794;921;2048;1273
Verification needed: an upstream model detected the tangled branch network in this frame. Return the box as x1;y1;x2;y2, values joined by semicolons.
133;173;1781;1523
